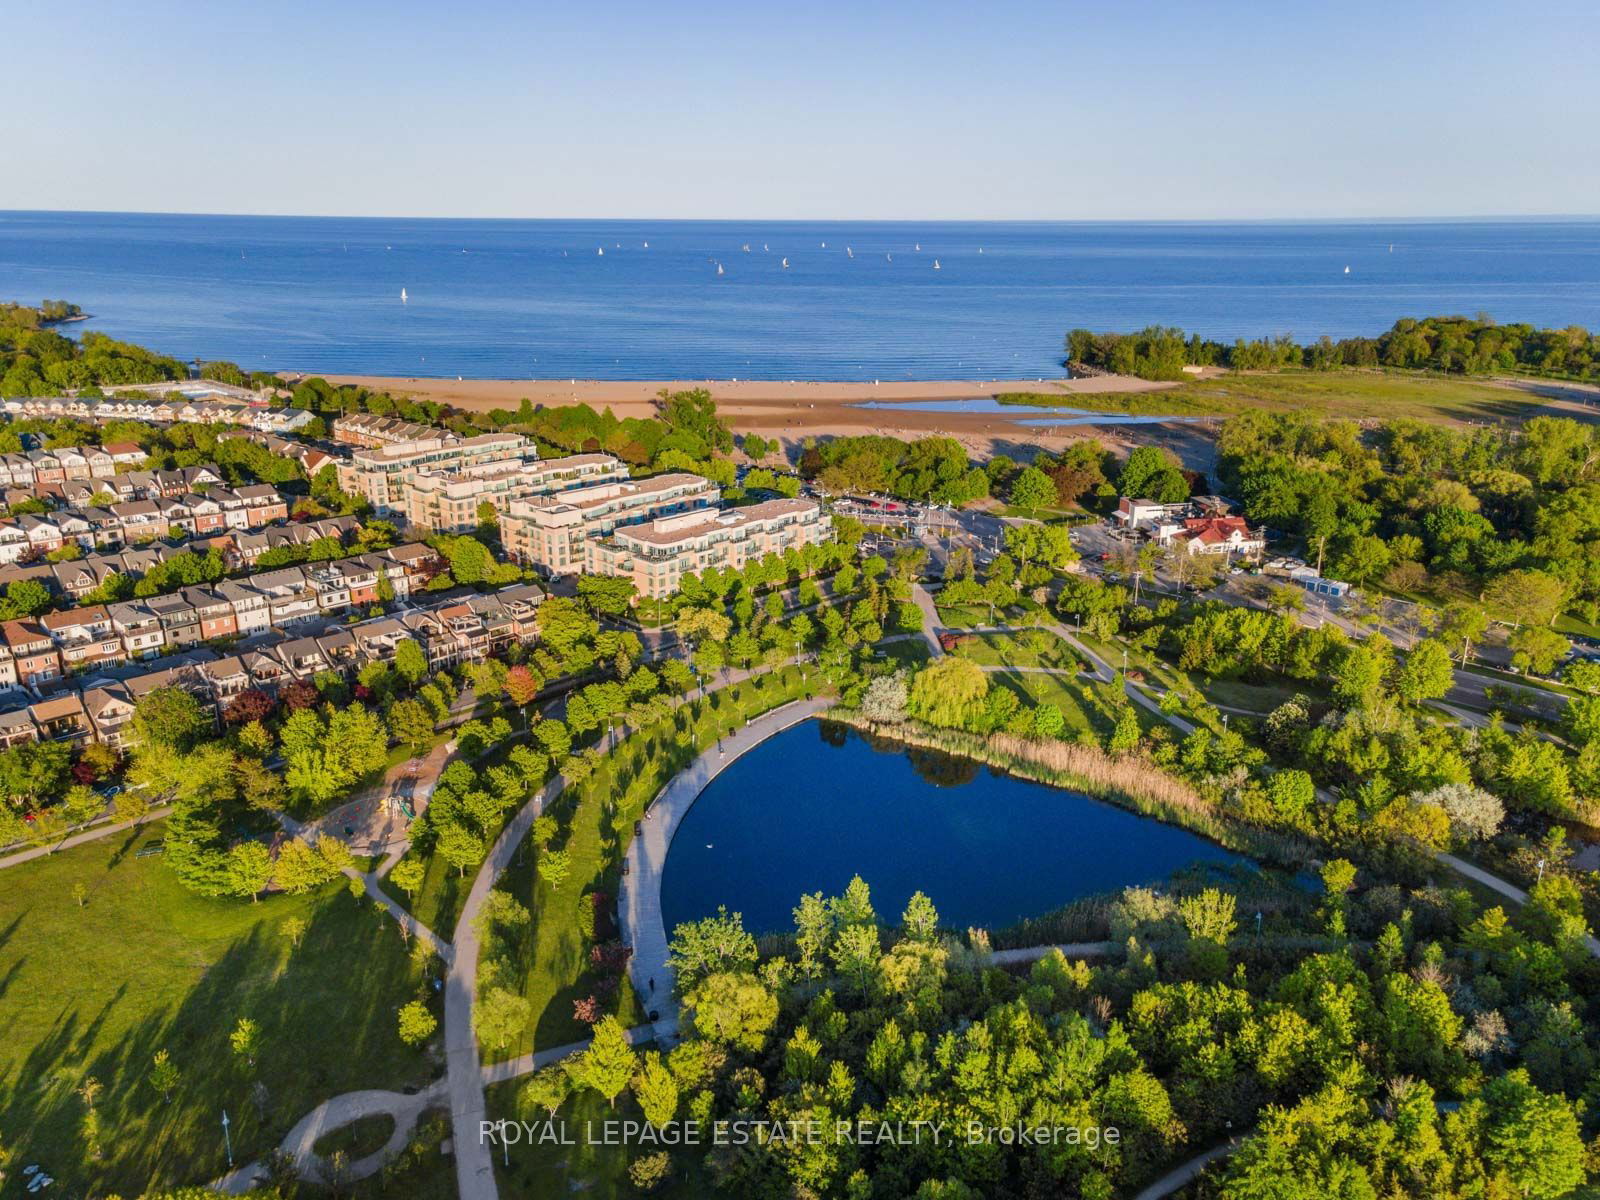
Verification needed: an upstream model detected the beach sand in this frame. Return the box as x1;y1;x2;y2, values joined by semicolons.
314;372;1218;471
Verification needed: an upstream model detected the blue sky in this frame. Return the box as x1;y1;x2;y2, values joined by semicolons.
7;0;1597;220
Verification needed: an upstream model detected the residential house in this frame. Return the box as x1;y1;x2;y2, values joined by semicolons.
108;601;167;659
4;619;62;685
41;606;125;671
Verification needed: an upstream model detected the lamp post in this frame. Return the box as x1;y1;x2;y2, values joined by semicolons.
221;1109;234;1170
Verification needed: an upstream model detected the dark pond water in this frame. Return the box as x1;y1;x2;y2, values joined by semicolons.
659;720;1243;936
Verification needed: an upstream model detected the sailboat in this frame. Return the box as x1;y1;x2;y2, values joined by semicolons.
821;241;827;248
1343;266;1350;274
400;288;408;303
915;243;921;251
781;257;790;269
886;253;892;262
741;243;750;253
846;246;854;258
643;241;649;248
716;263;724;276
932;259;941;270
597;247;604;256
978;247;984;254
763;243;769;251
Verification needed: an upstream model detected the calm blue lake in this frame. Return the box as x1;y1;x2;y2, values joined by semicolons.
2;211;1597;381
659;720;1242;936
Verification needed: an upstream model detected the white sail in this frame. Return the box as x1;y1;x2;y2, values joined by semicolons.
781;257;789;268
598;247;604;256
400;288;407;302
932;259;941;270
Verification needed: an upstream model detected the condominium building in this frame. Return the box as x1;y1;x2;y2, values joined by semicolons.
499;472;720;575
335;432;537;515
403;453;630;533
586;498;831;599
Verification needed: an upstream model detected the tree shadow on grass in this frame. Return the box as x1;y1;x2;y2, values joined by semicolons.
0;885;434;1196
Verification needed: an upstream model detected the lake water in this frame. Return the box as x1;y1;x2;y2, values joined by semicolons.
2;211;1597;381
658;720;1241;936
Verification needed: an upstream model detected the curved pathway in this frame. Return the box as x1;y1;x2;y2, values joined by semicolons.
618;696;834;1039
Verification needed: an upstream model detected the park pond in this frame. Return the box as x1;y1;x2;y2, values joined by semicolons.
659;719;1244;935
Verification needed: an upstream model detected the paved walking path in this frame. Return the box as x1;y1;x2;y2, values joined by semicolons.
618;696;834;1042
1132;1136;1248;1200
910;582;946;657
0;803;171;871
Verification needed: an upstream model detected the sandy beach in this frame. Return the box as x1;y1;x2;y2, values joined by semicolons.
315;372;1218;470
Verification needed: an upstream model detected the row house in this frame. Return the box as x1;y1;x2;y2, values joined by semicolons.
109;602;166;659
0;443;145;489
4;620;61;687
232;515;360;567
332;413;451;448
81;684;137;748
216;430;342;477
1;392;316;434
41;606;123;671
0;573;546;744
251;567;322;627
29;693;92;744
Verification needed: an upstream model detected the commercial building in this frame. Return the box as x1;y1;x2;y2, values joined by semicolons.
404;453;630;533
586;498;831;599
499;472;719;574
335;432;537;515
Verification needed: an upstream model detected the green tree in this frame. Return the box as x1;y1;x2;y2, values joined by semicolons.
1008;466;1058;510
394;638;429;687
225;842;273;902
148;1049;180;1102
131;687;209;751
229;1017;260;1068
398;1000;438;1047
520;1066;571;1118
686;972;779;1052
565;1016;637;1108
475;987;531;1051
632;1051;680;1127
388;698;436;751
667;906;757;993
1396;639;1454;704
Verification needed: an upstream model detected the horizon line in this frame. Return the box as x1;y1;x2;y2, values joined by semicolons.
3;207;1599;226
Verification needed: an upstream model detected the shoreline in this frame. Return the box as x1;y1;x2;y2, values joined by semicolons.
313;371;1214;468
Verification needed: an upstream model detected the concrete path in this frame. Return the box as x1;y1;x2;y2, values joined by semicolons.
910;582;946;657
1132;1136;1247;1200
445;771;566;1200
215;1079;449;1194
0;803;171;871
618;696;833;1041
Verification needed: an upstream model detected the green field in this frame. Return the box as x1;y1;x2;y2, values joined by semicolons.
950;628;1082;671
0;822;432;1195
999;368;1552;423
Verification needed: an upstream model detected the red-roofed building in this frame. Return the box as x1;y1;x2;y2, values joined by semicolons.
1180;516;1264;559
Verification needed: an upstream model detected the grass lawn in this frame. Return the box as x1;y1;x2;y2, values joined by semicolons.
490;668;820;1059
872;638;933;667
999;368;1547;423
934;603;996;629
0;821;433;1196
1556;613;1600;640
489;1077;711;1200
989;670;1126;739
951;629;1081;671
313;1111;396;1158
